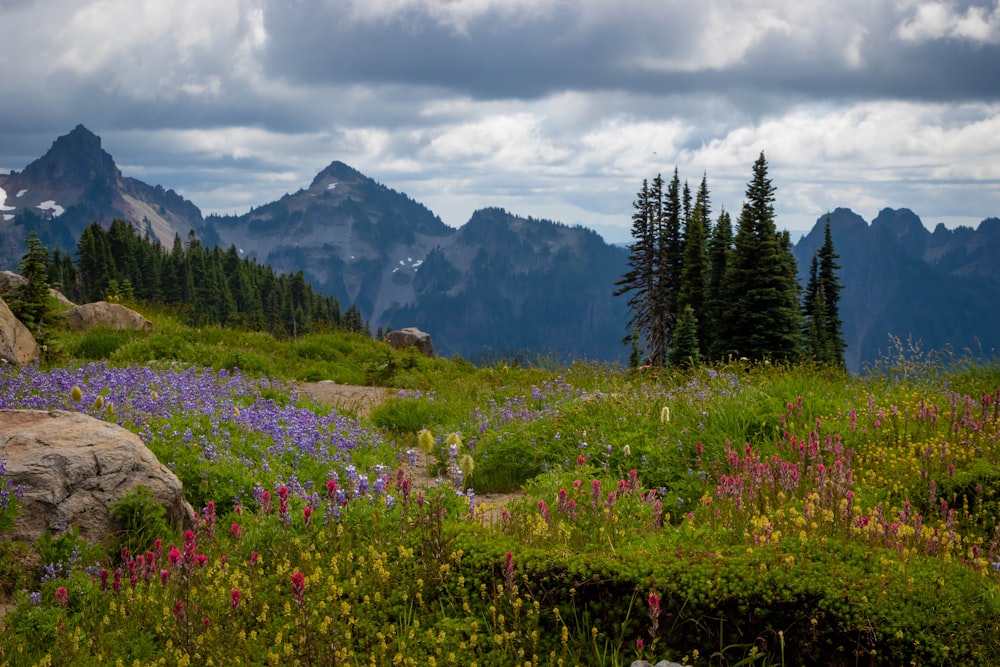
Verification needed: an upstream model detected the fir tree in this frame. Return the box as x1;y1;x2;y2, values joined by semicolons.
802;215;845;365
669;305;701;369
677;175;711;355
718;152;801;361
705;208;732;359
802;254;827;359
649;169;684;361
9;231;52;339
614;178;665;365
817;215;846;365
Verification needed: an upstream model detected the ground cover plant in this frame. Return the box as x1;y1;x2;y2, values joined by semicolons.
1;325;1000;665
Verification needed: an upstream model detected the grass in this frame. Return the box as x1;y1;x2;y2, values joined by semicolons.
1;307;1000;665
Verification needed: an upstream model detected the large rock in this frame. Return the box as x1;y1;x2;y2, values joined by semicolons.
0;410;195;544
58;301;152;332
0;296;40;364
0;270;75;308
384;327;434;357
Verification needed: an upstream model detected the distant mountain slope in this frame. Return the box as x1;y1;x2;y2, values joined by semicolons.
208;160;452;321
209;171;631;362
793;208;1000;371
4;126;997;369
380;207;629;362
0;125;207;267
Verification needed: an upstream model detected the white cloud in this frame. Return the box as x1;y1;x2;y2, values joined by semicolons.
48;0;265;98
424;113;569;167
897;1;1000;43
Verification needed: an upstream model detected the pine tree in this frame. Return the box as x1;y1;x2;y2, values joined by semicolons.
9;231;52;343
614;178;665;365
677;175;710;355
658;170;684;357
669;305;701;368
802;254;827;359
718;152;801;361
817;215;846;366
802;215;845;365
705;208;732;359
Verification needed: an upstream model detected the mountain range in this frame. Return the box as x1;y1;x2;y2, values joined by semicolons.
2;125;998;370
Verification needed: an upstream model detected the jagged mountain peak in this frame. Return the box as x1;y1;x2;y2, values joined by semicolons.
309;160;368;190
871;207;926;236
22;124;120;188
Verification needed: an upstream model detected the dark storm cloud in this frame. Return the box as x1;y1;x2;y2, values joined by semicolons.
257;0;1000;104
2;0;999;234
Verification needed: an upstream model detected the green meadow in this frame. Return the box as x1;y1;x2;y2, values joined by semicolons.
1;308;999;665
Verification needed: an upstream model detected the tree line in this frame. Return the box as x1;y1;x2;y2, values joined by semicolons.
42;220;367;337
615;151;844;368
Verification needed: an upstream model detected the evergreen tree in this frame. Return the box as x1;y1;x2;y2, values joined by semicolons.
9;231;52;339
677;175;710;355
660;170;685;353
669;305;701;369
718;152;801;361
817;215;846;365
802;215;845;365
614;178;665;365
705;208;732;359
76;222;115;302
802;254;831;361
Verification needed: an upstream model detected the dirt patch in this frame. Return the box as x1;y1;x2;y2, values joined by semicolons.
297;381;392;418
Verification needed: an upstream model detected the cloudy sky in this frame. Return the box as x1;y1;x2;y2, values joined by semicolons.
1;0;999;242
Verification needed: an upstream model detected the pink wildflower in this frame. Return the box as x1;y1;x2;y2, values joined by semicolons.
55;587;68;607
291;571;306;604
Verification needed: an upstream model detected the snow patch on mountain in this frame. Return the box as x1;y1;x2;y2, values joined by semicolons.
0;186;15;211
16;189;27;198
37;200;65;216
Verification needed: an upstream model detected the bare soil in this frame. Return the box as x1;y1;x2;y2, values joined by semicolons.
297;381;391;418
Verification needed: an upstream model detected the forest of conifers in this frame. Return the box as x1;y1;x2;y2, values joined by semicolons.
45;220;367;337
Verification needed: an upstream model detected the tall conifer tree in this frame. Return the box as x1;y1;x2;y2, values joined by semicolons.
718;152;801;361
705;208;732;359
803;215;845;365
614;179;664;365
678;175;711;355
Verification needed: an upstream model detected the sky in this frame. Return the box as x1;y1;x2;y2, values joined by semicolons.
1;0;999;243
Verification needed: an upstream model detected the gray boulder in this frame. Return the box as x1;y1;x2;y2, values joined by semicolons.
0;296;40;364
0;409;195;544
384;327;434;357
58;301;152;332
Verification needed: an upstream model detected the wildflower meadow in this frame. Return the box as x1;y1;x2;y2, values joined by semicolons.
1;321;999;666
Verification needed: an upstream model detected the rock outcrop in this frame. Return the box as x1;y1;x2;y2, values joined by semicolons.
384;327;434;357
0;270;75;308
58;301;152;332
0;297;40;364
0;410;195;544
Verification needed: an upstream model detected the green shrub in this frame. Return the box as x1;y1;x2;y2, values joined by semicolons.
69;327;137;359
371;397;446;433
110;486;177;558
0;540;33;597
